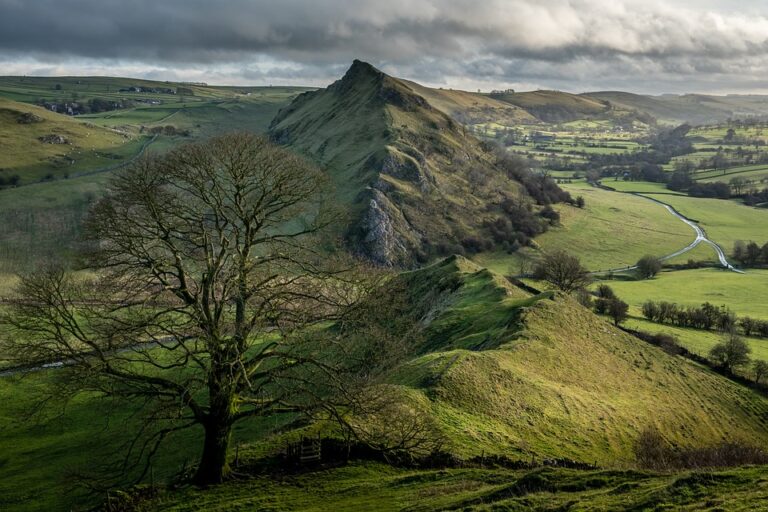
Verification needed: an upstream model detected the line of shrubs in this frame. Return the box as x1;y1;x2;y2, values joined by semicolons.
635;426;768;470
641;300;768;338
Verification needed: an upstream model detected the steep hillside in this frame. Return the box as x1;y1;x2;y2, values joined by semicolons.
384;256;768;463
270;60;560;267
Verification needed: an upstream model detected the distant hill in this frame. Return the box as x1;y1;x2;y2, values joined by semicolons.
586;91;768;125
269;60;566;267
488;89;654;126
401;80;538;125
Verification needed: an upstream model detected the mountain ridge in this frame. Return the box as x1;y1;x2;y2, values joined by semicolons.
269;60;565;267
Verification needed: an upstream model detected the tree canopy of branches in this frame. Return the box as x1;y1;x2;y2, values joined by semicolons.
533;250;591;293
709;332;752;374
636;255;662;279
1;133;408;486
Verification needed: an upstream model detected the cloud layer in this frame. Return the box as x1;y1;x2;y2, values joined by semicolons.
2;0;768;93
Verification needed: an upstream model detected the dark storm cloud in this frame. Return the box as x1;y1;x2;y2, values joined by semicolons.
2;0;768;93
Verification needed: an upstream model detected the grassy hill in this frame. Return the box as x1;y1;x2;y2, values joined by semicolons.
0;97;146;183
269;60;556;267
401;80;539;125
586;91;768;125
0;79;306;273
384;257;768;463
146;463;768;511
5;256;768;511
489;90;652;127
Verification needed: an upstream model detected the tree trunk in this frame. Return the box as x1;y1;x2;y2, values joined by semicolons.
194;419;233;485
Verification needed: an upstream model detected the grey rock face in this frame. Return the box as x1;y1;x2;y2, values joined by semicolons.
361;190;411;267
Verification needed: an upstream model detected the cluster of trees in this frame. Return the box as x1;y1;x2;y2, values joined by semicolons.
636;255;662;279
589;285;629;326
529;251;630;326
458;150;577;256
494;150;573;206
743;187;768;206
641;300;768;338
144;125;192;137
732;240;768;267
462;196;564;255
666;169;732;198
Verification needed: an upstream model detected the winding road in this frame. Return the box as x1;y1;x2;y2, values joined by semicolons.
596;191;743;274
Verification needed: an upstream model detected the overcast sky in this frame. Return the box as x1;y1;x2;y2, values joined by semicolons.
2;0;768;94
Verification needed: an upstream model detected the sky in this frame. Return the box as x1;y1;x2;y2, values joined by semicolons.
1;0;768;95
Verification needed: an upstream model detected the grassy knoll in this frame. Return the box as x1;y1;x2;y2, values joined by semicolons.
475;183;696;273
146;462;768;512
643;194;768;250
600;269;768;322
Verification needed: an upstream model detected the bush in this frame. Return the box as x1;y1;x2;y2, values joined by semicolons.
595;284;615;299
709;332;751;373
635;426;768;470
636;255;662;279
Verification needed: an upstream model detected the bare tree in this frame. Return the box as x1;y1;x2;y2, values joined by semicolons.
1;133;404;485
533;250;591;293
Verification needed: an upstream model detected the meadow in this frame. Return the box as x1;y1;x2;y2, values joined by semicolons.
643;194;768;250
146;462;768;511
601;268;768;321
475;182;697;273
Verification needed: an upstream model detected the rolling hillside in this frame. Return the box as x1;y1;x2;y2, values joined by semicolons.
269;60;557;267
0;97;144;182
401;79;539;125
382;256;768;463
586;91;768;125
5;255;768;511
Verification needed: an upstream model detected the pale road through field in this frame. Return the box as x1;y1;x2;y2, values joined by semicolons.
595;191;743;274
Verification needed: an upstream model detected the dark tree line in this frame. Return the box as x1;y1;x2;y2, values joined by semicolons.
732;240;768;267
642;300;768;338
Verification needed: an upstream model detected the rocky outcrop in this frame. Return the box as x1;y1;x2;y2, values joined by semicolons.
38;134;68;144
359;189;418;267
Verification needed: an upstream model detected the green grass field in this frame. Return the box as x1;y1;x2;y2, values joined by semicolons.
643;194;768;250
145;462;768;512
600;268;768;322
625;317;768;364
5;258;768;511
475;183;697;273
